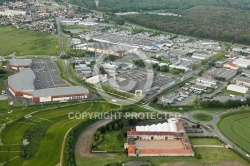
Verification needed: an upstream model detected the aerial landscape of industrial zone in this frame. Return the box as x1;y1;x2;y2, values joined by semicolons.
1;0;250;165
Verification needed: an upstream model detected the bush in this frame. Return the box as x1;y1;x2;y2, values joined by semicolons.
196;153;202;159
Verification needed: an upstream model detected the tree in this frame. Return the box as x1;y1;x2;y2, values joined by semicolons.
114;123;119;130
109;125;113;131
104;134;110;140
160;65;169;72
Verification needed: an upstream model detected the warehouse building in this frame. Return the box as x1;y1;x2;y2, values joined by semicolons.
241;70;250;77
159;93;179;104
234;77;250;87
85;74;107;84
227;84;248;94
9;59;32;70
126;119;194;157
232;58;250;68
205;68;237;80
223;62;239;70
196;77;217;87
8;68;90;103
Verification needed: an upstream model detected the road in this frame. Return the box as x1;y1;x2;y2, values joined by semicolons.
56;17;66;56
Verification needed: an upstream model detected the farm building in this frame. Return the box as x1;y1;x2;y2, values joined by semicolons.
8;68;90;103
126;119;194;157
9;59;32;70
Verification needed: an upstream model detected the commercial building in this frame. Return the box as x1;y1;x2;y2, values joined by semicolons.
85;74;107;84
196;77;217;87
9;59;32;70
126;119;194;157
8;68;90;103
8;68;35;96
227;84;248;94
22;86;89;103
205;68;237;80
192;51;211;60
234;77;250;87
241;69;250;77
223;62;239;70
159;93;179;104
75;42;134;57
232;58;250;68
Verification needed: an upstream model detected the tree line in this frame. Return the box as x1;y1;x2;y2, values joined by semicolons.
122;10;250;45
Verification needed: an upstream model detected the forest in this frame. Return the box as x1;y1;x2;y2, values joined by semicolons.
76;0;250;12
122;6;250;45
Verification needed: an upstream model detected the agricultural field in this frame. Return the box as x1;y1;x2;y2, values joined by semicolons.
219;112;250;154
0;101;121;166
193;113;213;122
0;26;60;56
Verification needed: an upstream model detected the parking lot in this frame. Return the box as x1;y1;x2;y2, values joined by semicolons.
32;60;68;89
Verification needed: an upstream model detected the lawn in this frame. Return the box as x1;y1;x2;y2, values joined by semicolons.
76;147;249;165
94;129;126;153
219;111;250;154
0;26;60;56
190;138;222;145
193;113;213;122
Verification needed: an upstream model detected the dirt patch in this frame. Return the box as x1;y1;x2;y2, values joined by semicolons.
75;119;113;157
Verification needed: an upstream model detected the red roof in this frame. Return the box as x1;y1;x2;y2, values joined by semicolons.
140;149;194;155
175;122;185;131
128;145;135;154
224;62;238;67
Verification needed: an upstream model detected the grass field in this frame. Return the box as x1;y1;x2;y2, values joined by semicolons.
0;101;121;166
193;113;213;122
95;129;126;153
219;112;250;154
190;138;222;145
0;26;60;56
76;147;249;165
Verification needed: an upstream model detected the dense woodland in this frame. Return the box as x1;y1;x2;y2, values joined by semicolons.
122;6;250;45
77;0;250;12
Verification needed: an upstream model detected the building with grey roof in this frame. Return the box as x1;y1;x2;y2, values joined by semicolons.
205;68;237;80
9;59;32;70
241;69;250;77
8;68;35;96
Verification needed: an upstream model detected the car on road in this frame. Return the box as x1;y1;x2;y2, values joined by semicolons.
246;154;250;158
